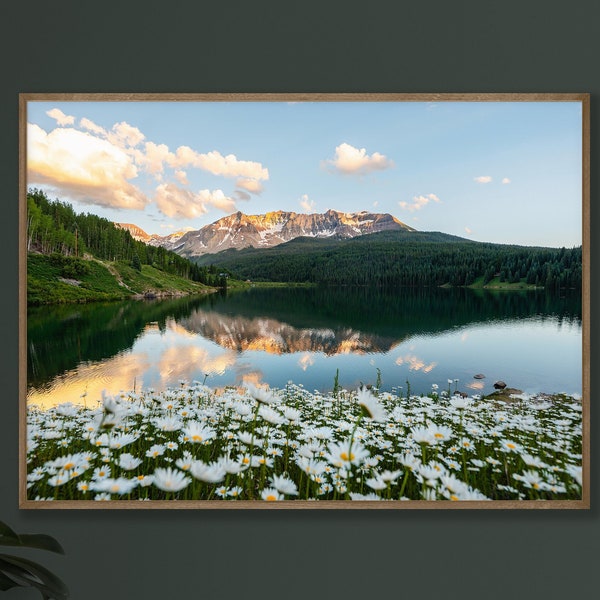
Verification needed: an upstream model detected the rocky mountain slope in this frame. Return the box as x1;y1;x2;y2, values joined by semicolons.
119;209;414;257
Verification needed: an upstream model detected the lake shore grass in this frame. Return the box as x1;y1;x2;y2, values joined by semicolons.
26;382;582;503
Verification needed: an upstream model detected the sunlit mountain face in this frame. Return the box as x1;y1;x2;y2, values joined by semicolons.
117;209;414;257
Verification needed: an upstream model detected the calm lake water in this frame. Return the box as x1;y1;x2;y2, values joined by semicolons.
27;287;582;407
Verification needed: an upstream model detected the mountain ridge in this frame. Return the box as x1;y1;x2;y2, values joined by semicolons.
118;209;415;257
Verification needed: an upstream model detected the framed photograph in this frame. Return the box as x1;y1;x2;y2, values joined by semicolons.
19;93;589;509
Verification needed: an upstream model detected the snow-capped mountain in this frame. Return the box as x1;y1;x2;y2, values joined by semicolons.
116;223;188;248
117;209;414;257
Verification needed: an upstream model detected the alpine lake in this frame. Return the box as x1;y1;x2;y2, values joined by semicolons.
27;286;582;408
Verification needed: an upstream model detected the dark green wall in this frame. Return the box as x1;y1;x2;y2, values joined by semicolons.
1;1;597;599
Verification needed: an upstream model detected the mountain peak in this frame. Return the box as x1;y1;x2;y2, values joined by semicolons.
159;209;415;257
117;209;414;257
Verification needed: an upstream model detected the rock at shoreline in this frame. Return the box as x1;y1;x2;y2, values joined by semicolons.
493;381;507;389
473;373;486;379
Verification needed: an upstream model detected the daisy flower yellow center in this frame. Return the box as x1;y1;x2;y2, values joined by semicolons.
137;475;145;481
192;435;202;442
340;452;355;461
450;495;459;501
153;451;159;457
63;462;75;470
434;433;444;439
242;457;250;464
506;443;516;449
265;494;277;501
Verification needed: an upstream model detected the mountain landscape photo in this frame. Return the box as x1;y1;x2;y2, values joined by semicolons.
23;98;586;505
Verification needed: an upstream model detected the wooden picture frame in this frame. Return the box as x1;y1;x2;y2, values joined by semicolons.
19;93;590;509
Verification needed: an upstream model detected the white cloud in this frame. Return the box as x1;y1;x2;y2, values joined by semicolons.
325;142;393;175
174;170;189;185
474;175;492;184
139;141;174;176
502;177;511;184
29;113;267;217
465;227;473;234
398;193;441;213
170;146;269;181
27;122;149;210
202;189;237;213
299;194;315;212
108;121;145;148
373;200;379;208
155;184;236;219
46;108;75;126
236;177;264;194
79;117;107;136
155;184;208;219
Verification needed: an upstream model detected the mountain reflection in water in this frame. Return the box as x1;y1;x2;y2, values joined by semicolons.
27;286;582;407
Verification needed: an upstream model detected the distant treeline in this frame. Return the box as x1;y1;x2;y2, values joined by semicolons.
200;231;583;291
26;190;226;287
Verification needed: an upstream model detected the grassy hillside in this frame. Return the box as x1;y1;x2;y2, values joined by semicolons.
27;254;214;305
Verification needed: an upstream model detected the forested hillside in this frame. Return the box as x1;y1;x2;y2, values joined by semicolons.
198;231;583;291
26;190;226;304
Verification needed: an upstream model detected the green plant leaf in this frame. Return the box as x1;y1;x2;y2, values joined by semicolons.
0;521;19;542
0;533;66;554
0;570;21;591
0;554;69;600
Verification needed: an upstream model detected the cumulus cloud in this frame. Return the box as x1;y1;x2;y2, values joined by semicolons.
46;108;75;126
502;177;511;184
174;170;189;185
138;141;173;176
299;194;315;212
108;121;146;148
27;123;149;210
203;189;237;213
155;184;236;219
325;142;393;175
29;112;268;217
398;193;441;212
474;175;492;184
236;177;264;194
465;227;473;234
170;146;269;181
79;117;107;136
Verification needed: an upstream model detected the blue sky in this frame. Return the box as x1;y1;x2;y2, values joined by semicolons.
26;100;583;247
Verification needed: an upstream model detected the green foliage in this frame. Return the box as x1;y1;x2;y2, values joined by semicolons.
27;189;214;286
0;520;68;599
131;252;142;272
201;231;583;291
26;190;219;304
48;253;90;279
